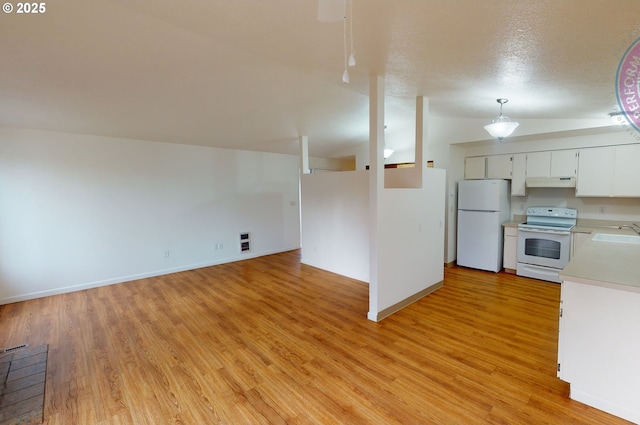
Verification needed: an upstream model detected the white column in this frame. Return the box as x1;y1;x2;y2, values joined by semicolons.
299;135;310;174
367;75;384;321
415;96;428;183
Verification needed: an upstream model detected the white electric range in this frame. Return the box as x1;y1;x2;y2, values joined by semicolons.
516;207;577;283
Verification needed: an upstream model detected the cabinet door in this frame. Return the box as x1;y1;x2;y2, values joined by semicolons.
613;144;640;196
526;152;551;178
551;150;577;177
464;156;486;179
511;154;526;196
487;155;513;179
557;295;565;379
576;147;615;197
503;227;517;271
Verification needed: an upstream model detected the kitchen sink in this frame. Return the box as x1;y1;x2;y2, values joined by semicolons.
592;233;640;244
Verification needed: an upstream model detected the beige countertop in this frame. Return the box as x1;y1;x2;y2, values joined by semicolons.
503;221;522;228
560;227;640;293
572;218;637;233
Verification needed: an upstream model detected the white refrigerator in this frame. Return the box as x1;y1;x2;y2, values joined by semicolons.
456;179;510;273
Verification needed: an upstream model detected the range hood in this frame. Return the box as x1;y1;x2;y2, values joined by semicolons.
525;177;576;188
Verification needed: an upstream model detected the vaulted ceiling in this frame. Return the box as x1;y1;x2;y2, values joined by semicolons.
1;0;638;157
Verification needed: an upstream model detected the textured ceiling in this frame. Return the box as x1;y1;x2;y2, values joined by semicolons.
1;0;638;157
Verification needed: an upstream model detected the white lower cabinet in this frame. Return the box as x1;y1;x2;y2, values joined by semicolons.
558;280;640;423
503;226;517;272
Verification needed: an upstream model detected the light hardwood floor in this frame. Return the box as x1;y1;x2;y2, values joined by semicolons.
0;250;632;424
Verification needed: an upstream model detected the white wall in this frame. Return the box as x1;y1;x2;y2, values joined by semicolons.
300;167;446;319
376;168;446;312
300;170;369;282
0;127;301;304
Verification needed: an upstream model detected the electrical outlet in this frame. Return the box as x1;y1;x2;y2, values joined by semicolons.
214;243;219;251
599;206;606;215
163;249;170;258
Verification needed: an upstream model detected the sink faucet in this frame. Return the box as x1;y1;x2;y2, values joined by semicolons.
619;224;640;235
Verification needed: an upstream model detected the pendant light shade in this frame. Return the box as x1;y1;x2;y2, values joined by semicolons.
484;98;519;142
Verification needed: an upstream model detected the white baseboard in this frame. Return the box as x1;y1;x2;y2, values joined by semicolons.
0;247;299;305
570;386;639;424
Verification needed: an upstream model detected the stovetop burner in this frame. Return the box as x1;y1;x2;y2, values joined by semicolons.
519;207;577;230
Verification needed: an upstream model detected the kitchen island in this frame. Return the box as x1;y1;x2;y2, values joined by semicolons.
558;229;640;424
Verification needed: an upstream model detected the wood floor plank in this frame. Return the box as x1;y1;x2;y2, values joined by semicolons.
0;250;633;424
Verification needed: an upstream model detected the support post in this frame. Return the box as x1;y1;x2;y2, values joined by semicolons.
367;75;385;321
299;136;310;174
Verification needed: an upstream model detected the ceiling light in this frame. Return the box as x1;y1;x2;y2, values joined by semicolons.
609;111;628;125
341;0;355;83
484;98;519;142
318;0;355;83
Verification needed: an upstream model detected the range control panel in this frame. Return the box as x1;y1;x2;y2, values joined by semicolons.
526;207;577;218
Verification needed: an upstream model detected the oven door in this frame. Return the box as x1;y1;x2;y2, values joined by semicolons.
517;227;571;269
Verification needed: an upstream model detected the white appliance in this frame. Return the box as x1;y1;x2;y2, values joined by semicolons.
457;179;510;272
517;207;577;283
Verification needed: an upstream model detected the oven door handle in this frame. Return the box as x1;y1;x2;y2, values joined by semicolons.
518;227;571;236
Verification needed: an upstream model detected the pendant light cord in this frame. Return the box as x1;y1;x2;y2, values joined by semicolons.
349;0;355;65
340;0;355;83
342;0;349;83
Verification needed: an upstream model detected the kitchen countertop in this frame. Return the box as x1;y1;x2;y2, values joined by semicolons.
503;221;522;228
560;226;640;293
571;218;638;233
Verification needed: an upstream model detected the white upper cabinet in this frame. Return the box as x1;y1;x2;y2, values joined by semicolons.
613;144;640;197
576;147;614;197
525;152;551;178
486;155;513;179
511;154;527;196
464;145;640;197
550;150;578;177
526;150;577;178
577;145;640;197
464;156;486;179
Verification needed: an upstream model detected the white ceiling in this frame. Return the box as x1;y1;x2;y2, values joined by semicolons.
1;0;638;157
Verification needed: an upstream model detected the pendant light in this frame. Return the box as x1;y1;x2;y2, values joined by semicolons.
341;0;355;83
484;98;519;142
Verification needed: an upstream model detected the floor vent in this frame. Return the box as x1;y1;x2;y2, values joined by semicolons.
1;344;28;354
